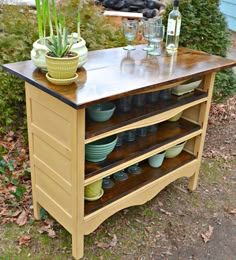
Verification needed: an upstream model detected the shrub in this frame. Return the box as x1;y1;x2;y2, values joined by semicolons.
163;0;236;101
0;4;37;134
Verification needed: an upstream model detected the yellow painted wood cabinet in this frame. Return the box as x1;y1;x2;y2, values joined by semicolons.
3;45;236;259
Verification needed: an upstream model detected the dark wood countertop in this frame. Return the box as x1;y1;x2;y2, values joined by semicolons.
2;45;236;109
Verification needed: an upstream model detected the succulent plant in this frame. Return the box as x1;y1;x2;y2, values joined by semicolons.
45;24;74;58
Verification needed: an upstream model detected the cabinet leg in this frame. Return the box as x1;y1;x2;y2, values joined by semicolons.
33;201;42;220
72;233;84;260
188;165;200;191
188;174;198;191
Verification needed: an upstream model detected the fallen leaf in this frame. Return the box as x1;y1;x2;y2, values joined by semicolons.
230;208;236;214
159;208;172;216
16;210;28;226
224;206;236;214
12;210;22;217
38;225;56;238
95;241;109;249
109;234;117;247
201;225;214;243
17;235;31;246
48;229;56;238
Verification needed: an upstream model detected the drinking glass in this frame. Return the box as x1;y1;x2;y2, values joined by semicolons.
149;24;165;56
142;20;155;52
123;20;138;51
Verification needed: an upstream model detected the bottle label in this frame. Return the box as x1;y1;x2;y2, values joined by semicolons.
167;19;176;36
167;19;181;36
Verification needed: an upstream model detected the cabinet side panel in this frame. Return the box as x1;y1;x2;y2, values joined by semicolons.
35;166;72;215
25;83;76;233
33;134;72;184
31;98;72;149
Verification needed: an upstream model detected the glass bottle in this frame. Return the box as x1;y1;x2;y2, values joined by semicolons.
166;0;181;52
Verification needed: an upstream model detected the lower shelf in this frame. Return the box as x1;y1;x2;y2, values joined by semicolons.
84;151;195;216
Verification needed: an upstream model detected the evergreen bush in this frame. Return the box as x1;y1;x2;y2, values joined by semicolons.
163;0;236;101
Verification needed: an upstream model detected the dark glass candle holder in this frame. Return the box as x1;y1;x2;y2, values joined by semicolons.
136;126;148;137
147;124;159;133
127;163;142;175
159;89;172;100
116;96;133;113
133;93;146;107
146;91;160;103
116;132;125;147
102;176;115;189
113;169;128;181
125;129;136;142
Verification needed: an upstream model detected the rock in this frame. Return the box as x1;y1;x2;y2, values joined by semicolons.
146;0;166;9
103;0;126;10
142;8;157;18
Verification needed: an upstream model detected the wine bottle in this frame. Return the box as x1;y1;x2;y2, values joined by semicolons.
166;0;181;52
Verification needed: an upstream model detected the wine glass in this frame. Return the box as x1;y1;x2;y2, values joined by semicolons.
142;19;155;52
123;20;138;51
148;24;165;56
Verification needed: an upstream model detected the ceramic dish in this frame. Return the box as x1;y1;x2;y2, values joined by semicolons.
168;111;183;122
85;135;117;162
87;102;116;122
46;73;78;85
172;80;202;96
165;141;186;158
84;189;104;201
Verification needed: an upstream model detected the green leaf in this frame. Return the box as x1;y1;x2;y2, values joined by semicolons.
3;176;9;184
8;160;15;172
40;208;47;220
12;179;19;185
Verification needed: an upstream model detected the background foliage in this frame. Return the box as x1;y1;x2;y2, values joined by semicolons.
163;0;236;101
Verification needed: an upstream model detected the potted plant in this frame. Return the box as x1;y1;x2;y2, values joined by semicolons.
45;23;79;85
31;0;87;71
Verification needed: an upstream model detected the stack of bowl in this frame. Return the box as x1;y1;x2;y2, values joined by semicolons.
85;135;118;162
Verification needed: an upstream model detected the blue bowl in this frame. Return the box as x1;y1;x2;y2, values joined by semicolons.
87;102;116;122
85;135;117;162
148;150;166;168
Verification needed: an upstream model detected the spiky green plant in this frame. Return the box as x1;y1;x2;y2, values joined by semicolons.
35;0;58;40
45;24;74;57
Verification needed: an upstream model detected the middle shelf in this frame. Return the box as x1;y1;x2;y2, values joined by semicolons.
85;118;201;180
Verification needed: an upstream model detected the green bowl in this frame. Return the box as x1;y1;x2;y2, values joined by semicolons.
85;135;117;162
87;102;116;122
148;150;166;168
85;179;103;199
165;141;186;159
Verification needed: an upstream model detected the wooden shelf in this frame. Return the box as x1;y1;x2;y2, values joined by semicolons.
85;118;200;179
85;90;207;139
85;151;195;215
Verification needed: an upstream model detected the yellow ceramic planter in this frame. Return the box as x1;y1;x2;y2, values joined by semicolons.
45;52;79;79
